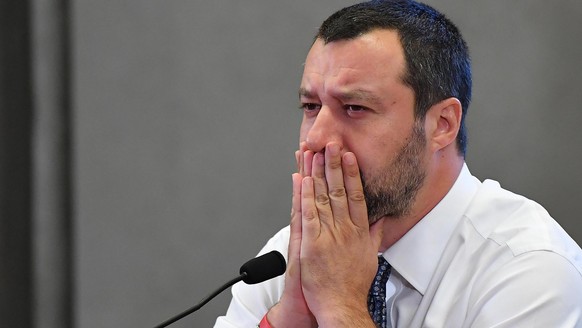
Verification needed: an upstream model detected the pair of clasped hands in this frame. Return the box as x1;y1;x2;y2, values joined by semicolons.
267;142;385;327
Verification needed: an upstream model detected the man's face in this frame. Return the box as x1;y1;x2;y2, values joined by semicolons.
298;29;428;223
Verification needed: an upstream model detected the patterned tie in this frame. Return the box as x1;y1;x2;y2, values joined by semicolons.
367;256;391;328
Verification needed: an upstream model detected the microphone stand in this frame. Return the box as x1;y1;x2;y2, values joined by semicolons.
153;250;285;327
154;272;248;328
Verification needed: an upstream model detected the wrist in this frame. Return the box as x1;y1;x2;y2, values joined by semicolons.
266;302;317;328
314;302;374;328
258;314;272;328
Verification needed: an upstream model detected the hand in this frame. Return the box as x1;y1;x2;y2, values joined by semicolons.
300;143;383;326
266;150;317;328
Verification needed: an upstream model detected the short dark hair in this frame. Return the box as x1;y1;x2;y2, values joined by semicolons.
317;0;472;156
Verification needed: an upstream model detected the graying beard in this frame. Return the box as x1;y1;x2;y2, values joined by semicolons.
362;122;427;223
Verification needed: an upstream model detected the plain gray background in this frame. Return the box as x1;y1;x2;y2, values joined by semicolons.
72;1;582;327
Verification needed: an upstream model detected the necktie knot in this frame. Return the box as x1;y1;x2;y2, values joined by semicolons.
367;256;391;328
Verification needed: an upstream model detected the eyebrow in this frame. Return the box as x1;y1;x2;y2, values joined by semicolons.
298;87;314;99
337;89;382;105
298;87;382;105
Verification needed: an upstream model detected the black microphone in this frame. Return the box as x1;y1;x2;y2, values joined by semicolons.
154;250;286;328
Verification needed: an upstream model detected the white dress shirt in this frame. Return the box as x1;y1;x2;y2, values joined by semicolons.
215;164;582;327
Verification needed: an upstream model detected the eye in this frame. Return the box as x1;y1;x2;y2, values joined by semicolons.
299;103;322;112
344;104;367;115
345;105;365;112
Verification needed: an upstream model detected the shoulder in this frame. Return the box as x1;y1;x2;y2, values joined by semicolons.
465;250;582;327
456;179;582;326
464;179;582;275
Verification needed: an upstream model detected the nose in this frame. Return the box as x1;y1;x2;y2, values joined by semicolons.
304;106;341;153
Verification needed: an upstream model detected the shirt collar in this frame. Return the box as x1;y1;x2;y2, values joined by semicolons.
382;163;481;295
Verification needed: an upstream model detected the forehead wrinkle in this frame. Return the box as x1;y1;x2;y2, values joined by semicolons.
325;65;385;104
300;61;389;106
299;81;383;107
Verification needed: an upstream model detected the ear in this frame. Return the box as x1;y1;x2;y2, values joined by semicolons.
424;97;462;153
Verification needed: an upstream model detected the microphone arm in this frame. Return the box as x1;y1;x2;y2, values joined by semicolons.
154;250;286;328
154;273;248;328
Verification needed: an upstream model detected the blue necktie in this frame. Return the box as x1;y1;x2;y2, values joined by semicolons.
367;256;391;328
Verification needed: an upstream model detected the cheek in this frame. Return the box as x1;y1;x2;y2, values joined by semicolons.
351;134;398;176
347;142;380;177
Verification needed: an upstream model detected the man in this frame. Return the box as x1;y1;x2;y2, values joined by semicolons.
215;1;582;327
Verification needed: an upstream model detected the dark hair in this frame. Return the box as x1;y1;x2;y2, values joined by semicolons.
317;0;472;156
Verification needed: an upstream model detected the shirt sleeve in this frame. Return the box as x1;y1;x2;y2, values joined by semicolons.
465;250;582;328
214;226;290;328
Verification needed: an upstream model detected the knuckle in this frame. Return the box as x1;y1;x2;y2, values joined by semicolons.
313;170;325;179
316;193;330;206
329;186;346;198
348;190;366;202
302;208;317;220
329;159;342;170
346;167;360;178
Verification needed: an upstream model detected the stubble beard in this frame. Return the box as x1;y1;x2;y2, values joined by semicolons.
362;120;428;225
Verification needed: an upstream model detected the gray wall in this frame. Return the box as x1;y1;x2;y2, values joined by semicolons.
73;1;582;327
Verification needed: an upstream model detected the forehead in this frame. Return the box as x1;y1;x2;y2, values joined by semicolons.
302;29;406;91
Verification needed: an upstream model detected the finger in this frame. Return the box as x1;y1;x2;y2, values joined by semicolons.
342;152;368;229
290;173;303;237
311;152;333;229
298;150;304;176
303;151;314;177
297;142;307;175
289;173;303;264
324;143;350;225
301;177;320;240
284;173;305;307
295;150;301;173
